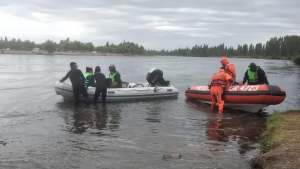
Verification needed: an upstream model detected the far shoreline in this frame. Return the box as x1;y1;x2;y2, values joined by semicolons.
0;49;294;61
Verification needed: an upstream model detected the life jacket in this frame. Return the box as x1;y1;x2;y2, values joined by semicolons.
84;73;92;86
208;69;234;88
109;71;121;85
248;66;259;83
225;63;236;80
220;57;236;81
209;70;227;88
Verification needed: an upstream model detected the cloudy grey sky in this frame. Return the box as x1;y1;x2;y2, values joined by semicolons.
0;0;299;50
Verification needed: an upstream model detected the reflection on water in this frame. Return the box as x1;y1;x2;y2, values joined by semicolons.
57;102;122;136
205;112;266;155
94;108;109;131
0;55;300;169
206;113;266;143
186;99;267;157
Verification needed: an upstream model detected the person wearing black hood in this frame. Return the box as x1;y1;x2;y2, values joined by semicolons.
240;63;269;85
60;62;90;105
92;66;107;106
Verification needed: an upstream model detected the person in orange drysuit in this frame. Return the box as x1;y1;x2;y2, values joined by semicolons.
220;57;236;85
208;67;234;114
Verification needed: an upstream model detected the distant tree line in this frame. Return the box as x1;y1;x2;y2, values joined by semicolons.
153;36;300;58
0;35;300;59
0;37;145;55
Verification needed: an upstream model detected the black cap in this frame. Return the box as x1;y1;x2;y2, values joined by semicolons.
70;62;76;66
95;66;101;73
249;63;257;72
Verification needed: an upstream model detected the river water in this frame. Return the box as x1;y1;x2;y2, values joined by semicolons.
0;54;299;169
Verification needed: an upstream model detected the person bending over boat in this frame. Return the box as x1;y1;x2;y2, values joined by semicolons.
208;67;234;114
239;63;269;85
220;57;237;85
84;67;96;88
92;66;107;106
60;62;90;105
146;68;170;87
108;64;122;88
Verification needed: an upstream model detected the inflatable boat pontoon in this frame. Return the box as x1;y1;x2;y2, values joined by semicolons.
55;68;179;102
185;84;286;113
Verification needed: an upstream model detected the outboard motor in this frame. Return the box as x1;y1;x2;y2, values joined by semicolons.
146;68;170;87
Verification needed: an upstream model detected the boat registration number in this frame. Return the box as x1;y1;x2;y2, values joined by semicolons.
195;86;209;91
229;85;259;91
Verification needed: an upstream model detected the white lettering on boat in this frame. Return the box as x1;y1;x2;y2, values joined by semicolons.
195;86;209;91
239;85;259;91
229;86;238;91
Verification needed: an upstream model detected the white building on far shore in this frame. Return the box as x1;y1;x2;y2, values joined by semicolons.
32;48;39;51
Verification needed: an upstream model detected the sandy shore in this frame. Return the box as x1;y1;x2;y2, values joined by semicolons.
251;110;300;169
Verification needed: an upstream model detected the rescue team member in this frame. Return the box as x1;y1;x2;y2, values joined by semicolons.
60;62;90;105
239;62;269;85
220;57;236;85
84;67;95;88
208;67;234;114
108;64;122;88
92;66;107;106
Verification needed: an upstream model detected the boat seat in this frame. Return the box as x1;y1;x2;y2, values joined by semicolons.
121;82;129;88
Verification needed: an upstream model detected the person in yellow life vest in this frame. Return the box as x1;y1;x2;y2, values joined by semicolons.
208;67;234;114
84;67;95;88
239;63;269;85
220;57;236;85
108;64;122;88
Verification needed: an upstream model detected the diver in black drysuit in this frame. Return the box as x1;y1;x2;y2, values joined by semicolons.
92;66;107;106
60;62;90;105
146;69;170;87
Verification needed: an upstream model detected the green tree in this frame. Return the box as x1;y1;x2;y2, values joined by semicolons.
249;43;254;56
255;43;262;56
242;44;248;56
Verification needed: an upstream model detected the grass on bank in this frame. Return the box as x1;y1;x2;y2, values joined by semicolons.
258;111;286;153
294;56;300;65
252;110;300;169
258;110;300;153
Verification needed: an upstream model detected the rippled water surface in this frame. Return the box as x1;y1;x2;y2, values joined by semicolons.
1;55;300;169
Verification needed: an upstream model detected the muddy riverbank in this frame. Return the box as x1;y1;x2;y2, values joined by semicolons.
251;110;300;169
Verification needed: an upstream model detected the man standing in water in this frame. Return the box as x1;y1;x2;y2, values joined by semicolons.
208;67;234;114
60;62;90;105
92;66;107;106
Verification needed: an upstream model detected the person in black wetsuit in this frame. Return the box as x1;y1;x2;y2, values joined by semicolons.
60;62;90;105
92;66;107;106
146;68;170;87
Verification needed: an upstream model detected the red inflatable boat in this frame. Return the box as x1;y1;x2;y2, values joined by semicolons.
185;84;286;113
